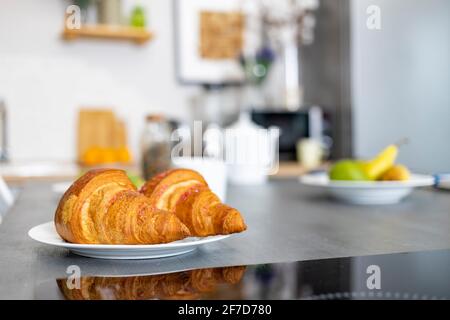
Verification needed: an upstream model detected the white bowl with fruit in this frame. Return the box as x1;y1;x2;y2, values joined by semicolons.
300;144;435;205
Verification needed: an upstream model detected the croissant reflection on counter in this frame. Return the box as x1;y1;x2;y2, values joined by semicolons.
57;266;246;300
54;168;246;244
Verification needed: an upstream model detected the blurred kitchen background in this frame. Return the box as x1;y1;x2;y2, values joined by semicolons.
0;0;448;195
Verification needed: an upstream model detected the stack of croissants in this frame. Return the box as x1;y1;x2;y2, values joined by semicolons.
55;168;247;244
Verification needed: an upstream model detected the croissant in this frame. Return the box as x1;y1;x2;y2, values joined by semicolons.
140;169;247;237
57;266;246;300
54;169;190;244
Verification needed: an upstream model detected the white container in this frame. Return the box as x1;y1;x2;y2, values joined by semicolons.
226;113;279;185
296;138;323;170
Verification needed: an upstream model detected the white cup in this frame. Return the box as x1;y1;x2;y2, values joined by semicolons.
171;157;227;201
297;138;323;170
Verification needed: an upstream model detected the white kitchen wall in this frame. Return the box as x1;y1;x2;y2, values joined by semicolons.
0;0;197;162
351;0;450;173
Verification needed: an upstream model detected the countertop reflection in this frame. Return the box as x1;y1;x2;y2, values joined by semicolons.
33;250;450;300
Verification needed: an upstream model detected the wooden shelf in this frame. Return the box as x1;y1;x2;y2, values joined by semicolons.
62;25;153;44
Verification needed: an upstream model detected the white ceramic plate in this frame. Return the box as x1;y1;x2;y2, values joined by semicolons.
28;222;231;260
300;173;434;205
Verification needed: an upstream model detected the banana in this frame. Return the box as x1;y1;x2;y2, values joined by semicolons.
361;145;398;180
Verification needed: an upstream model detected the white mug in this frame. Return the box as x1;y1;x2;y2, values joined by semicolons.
171;157;227;201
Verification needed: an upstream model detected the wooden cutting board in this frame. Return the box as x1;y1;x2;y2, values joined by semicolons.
114;119;128;148
77;109;117;162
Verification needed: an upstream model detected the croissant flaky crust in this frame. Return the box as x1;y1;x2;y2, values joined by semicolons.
55;168;246;245
140;169;247;237
55;169;190;244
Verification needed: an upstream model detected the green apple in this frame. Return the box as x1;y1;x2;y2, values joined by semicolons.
329;160;370;181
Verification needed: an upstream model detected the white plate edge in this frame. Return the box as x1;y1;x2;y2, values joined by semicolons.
299;173;435;189
28;222;231;250
69;248;197;260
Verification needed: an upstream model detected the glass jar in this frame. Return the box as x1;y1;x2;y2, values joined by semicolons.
140;115;172;180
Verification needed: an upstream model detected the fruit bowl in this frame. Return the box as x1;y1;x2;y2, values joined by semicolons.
299;173;434;205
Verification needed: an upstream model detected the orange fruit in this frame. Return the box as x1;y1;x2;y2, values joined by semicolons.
82;146;103;165
116;147;132;163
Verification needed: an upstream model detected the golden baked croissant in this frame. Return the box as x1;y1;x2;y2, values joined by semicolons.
57;266;246;300
140;169;247;237
54;169;190;244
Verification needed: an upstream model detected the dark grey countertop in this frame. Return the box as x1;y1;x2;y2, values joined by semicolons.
0;180;449;299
